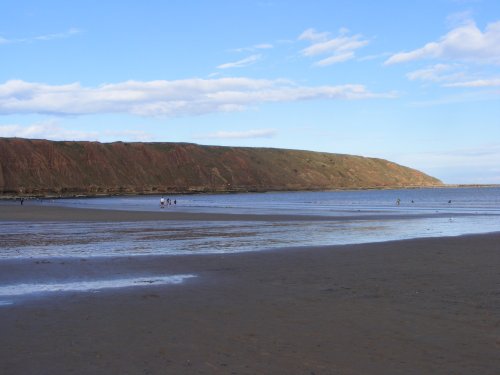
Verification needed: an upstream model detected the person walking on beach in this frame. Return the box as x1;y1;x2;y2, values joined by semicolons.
160;196;165;209
396;198;400;206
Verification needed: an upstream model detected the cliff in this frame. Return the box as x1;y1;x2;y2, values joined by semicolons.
0;137;442;196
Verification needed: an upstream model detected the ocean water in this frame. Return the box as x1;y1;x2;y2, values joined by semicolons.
51;187;500;216
1;187;499;259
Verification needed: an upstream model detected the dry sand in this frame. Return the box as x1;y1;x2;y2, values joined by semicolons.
0;205;499;374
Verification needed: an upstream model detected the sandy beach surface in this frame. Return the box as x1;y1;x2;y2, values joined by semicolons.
1;205;500;374
0;201;478;222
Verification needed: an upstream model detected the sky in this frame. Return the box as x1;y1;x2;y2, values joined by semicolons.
1;0;500;184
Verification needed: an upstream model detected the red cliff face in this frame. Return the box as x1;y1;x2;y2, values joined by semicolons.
0;138;442;196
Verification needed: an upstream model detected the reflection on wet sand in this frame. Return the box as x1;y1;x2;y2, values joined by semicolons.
1;215;499;259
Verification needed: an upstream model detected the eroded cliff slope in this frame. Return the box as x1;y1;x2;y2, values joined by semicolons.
0;138;442;196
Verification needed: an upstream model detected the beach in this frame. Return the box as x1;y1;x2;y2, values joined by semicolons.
1;204;500;374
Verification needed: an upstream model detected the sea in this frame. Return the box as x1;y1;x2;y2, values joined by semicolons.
1;187;500;259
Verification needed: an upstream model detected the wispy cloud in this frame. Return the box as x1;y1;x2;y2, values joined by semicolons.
232;43;273;52
253;43;273;49
406;63;467;83
396;144;500;169
298;27;369;66
217;54;262;69
391;143;500;183
196;129;277;139
0;28;82;45
357;52;392;62
34;27;82;41
0;78;393;118
314;52;355;66
0;120;152;142
409;89;500;107
406;62;500;89
385;20;500;65
444;78;500;87
446;10;474;28
299;29;331;42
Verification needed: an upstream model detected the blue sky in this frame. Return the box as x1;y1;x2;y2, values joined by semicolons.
1;0;500;184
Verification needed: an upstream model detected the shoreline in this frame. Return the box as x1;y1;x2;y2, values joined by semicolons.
0;201;490;223
1;233;500;374
2;183;499;201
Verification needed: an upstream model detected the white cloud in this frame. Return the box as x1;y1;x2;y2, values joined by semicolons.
0;121;98;140
0;120;97;140
357;52;392;62
315;52;355;66
301;36;368;56
34;28;82;41
0;78;392;118
407;64;451;81
217;54;262;69
0;120;152;142
232;43;273;52
298;29;330;42
406;63;467;82
444;78;500;87
196;129;277;139
0;28;82;45
405;60;500;89
207;72;221;78
254;43;273;49
299;28;369;66
385;20;500;65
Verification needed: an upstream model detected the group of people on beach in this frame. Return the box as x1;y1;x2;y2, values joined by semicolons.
160;196;176;208
395;198;415;205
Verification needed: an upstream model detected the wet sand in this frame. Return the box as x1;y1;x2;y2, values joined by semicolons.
0;201;346;222
1;207;500;374
0;201;477;222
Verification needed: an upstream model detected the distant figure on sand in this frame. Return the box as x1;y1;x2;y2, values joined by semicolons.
396;198;400;206
20;198;24;205
160;197;165;208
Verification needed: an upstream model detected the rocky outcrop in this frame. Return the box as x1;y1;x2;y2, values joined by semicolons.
0;137;442;196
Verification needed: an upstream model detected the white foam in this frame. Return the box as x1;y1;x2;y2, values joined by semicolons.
0;300;13;306
0;274;196;297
